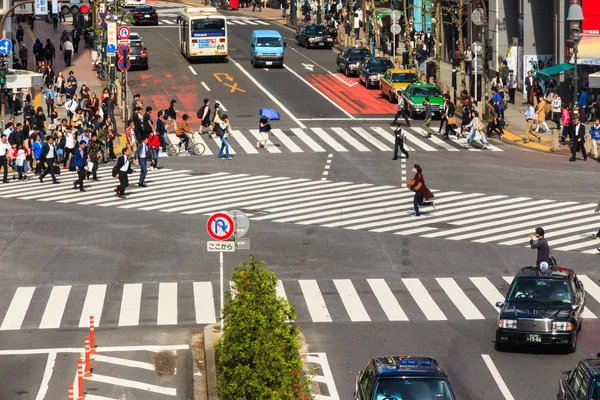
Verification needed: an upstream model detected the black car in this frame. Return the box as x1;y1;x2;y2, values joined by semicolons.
116;34;148;70
495;265;586;353
354;356;456;400
295;24;334;49
557;354;600;399
358;57;395;89
336;47;372;77
131;6;158;26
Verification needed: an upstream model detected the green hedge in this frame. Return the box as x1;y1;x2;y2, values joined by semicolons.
216;255;312;400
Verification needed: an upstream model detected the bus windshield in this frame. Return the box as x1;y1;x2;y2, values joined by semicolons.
191;18;225;34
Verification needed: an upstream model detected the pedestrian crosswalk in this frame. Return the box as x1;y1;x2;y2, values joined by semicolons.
1;275;599;330
3;168;600;254
166;126;505;155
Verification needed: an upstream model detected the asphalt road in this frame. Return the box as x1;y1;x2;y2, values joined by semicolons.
1;4;599;399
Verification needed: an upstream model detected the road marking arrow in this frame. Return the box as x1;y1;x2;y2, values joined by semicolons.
301;63;315;71
212;73;234;83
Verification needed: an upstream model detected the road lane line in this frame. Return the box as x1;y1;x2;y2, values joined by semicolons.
0;344;189;355
436;278;485;320
333;279;370;322
39;286;71;329
425;133;461;151
157;283;178;325
283;63;355;119
579;275;600;307
299;280;332;322
188;65;197;75
35;351;56;400
229;57;305;128
193;282;217;324
85;374;177;395
291;128;326;151
481;354;516;400
118;284;143;327
201;81;211;91
470;277;505;313
93;355;156;371
407;127;440;151
276;280;288;301
367;279;408;321
402;278;447;320
311;127;347;151
79;284;107;327
1;287;36;330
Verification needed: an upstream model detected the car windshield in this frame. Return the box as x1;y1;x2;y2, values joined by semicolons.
305;25;327;35
367;60;394;73
347;48;371;60
373;377;454;400
191;18;225;32
392;73;418;83
507;278;574;304
410;87;441;97
134;7;154;12
256;37;282;47
591;380;600;400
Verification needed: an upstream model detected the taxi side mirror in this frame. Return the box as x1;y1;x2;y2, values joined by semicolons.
284;42;287;47
495;302;503;308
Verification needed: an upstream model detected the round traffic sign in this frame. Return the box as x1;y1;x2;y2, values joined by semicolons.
390;24;401;35
100;22;107;30
106;43;116;53
118;57;131;71
471;8;485;26
207;212;235;241
0;39;13;55
472;41;483;56
229;210;250;238
391;10;401;22
117;44;130;58
118;26;131;39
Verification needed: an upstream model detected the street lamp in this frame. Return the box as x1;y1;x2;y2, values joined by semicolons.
567;1;584;111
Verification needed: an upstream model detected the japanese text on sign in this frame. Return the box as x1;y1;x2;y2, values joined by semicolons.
35;0;48;15
207;241;235;252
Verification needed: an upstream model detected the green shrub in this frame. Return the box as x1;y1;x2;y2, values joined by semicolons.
216;255;311;400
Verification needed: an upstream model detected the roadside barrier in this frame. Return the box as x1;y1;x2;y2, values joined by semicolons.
89;316;97;354
77;359;84;400
69;315;98;397
84;337;93;377
68;385;73;400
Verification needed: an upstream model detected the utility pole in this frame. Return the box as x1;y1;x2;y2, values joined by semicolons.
0;55;6;128
434;0;441;85
458;0;465;93
402;0;411;64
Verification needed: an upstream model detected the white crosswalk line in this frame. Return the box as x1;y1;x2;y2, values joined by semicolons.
212;135;237;154
0;287;35;330
554;239;599;251
409;127;442;151
499;219;600;246
39;286;71;329
367;279;408;321
426;133;461;151
402;278;447;321
157;283;178;325
299;280;332;322
256;20;270;25
351;127;392;151
231;130;259;154
79;284;107;327
271;129;303;152
118;284;143;327
470;277;505;313
244;19;259;25
250;129;281;153
311;127;348;151
333;279;370;322
578;276;600;319
436;278;485;320
192;133;214;155
291;128;326;151
162;19;175;24
331;127;370;151
276;280;288;301
193;282;217;324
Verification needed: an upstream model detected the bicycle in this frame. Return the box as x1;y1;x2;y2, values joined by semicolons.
167;133;206;156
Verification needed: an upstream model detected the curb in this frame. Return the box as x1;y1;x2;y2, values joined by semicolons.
191;331;208;400
203;323;221;400
298;332;321;397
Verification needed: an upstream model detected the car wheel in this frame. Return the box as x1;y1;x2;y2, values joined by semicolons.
567;333;578;353
345;67;350;77
494;341;507;352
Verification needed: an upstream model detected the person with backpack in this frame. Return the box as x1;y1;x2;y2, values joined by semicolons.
32;39;44;69
391;90;410;127
44;39;55;67
197;99;212;135
167;99;178;132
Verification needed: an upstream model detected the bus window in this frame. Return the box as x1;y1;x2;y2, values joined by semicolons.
191;18;225;33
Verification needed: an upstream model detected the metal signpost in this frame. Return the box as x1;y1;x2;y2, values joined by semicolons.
206;210;250;330
0;38;12;128
472;41;483;104
390;10;401;62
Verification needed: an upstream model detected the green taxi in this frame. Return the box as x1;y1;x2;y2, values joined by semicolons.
404;83;445;119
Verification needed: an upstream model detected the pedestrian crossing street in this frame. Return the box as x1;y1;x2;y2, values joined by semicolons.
1;275;599;330
166;126;505;155
3;168;600;254
129;2;272;27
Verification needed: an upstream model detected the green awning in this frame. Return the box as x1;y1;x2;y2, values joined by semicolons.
534;63;574;80
375;8;393;20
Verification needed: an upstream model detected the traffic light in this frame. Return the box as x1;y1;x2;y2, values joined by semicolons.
61;0;90;15
0;67;7;87
486;39;493;61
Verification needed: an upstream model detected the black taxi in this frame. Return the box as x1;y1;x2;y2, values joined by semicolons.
495;265;586;353
557;354;600;399
354;356;455;400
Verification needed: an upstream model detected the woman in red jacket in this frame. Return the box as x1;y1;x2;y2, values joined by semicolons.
147;130;161;171
407;164;435;216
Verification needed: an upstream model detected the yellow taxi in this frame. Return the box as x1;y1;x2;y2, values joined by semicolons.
379;68;419;103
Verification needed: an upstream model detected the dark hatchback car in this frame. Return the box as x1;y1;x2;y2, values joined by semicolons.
358;57;395;89
295;24;334;49
116;34;148;70
336;47;372;76
557;354;600;400
495;265;586;353
131;6;158;26
354;356;456;400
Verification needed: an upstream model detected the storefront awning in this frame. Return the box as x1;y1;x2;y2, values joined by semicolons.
534;63;574;80
570;35;600;65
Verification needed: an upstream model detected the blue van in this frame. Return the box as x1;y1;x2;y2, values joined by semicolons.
250;30;286;68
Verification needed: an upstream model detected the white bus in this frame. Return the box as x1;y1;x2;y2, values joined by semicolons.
177;7;228;62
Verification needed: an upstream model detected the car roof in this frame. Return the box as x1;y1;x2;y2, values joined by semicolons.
386;68;417;73
408;83;439;88
578;355;600;379
371;356;447;378
252;30;281;37
514;266;574;280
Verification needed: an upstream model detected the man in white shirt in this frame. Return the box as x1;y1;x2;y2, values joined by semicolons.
551;92;562;129
0;134;11;183
3;122;14;144
507;69;517;104
62;38;74;66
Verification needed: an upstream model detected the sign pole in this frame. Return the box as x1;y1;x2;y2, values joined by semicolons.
474;52;478;104
220;250;224;331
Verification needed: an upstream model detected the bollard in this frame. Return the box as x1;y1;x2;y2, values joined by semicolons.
68;385;74;400
84;337;93;377
551;128;559;152
77;359;84;400
89;316;96;354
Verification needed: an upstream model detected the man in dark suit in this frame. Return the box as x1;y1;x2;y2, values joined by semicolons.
524;71;536;104
570;116;588;162
70;140;88;191
135;136;149;187
39;136;60;184
113;148;133;199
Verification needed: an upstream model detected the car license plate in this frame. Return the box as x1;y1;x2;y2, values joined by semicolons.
318;43;324;46
144;14;150;16
526;334;542;343
265;61;272;65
